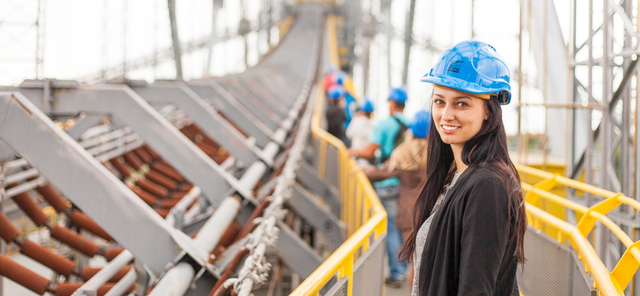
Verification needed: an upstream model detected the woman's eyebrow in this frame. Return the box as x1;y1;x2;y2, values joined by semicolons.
454;96;472;100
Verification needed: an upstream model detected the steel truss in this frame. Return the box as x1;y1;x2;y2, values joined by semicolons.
0;5;344;296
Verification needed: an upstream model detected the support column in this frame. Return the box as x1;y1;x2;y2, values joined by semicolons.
168;0;183;80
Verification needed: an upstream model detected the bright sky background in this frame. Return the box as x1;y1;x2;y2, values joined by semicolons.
0;0;588;137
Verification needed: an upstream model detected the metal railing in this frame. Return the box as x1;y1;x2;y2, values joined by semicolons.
517;163;640;294
290;16;387;296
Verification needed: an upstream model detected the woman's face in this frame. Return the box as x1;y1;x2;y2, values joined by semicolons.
431;86;488;149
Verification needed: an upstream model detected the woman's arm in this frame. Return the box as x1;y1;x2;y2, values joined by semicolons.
457;176;511;295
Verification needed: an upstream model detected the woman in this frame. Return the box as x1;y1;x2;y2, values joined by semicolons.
400;40;526;296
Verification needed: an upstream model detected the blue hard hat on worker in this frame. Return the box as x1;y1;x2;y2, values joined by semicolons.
335;71;346;85
327;85;346;100
420;40;512;105
359;97;375;112
410;110;431;139
388;86;408;103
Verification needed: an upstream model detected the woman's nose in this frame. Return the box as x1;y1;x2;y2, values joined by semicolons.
442;104;455;120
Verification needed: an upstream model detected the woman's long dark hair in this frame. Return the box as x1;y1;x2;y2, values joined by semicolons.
398;95;526;264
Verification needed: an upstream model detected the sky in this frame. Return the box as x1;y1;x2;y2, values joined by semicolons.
0;0;588;137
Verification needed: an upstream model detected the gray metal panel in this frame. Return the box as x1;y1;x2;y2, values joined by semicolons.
65;114;105;140
517;227;572;296
325;277;349;296
325;145;340;189
215;79;280;130
570;251;597;296
234;76;288;117
290;184;346;248
296;161;341;217
186;81;273;147
0;92;205;276
353;232;386;296
275;220;324;278
131;82;264;165
48;85;252;202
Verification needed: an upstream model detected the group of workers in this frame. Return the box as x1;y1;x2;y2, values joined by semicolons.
322;40;525;296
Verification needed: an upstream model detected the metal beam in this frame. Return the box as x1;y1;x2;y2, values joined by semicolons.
130;82;272;166
65;114;106;140
186;82;274;148
215;79;281;130
0;92;207;276
168;0;183;79
289;184;345;248
48;85;252;202
570;58;639;179
275;221;323;278
296;161;340;217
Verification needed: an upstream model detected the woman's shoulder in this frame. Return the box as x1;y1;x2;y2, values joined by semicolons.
460;166;509;194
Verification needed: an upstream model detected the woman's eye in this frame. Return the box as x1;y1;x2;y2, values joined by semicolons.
457;102;468;107
434;99;444;105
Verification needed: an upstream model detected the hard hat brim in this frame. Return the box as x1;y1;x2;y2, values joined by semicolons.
421;73;511;105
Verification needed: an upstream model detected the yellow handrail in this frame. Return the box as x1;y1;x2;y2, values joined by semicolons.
516;163;640;293
291;16;387;296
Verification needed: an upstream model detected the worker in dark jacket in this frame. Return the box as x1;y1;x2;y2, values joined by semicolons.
399;40;526;296
325;85;348;143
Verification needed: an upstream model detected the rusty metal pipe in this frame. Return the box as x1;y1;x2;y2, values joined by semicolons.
123;151;144;171
0;212;20;242
145;170;178;191
69;210;113;241
109;157;131;179
20;240;77;277
150;162;183;182
81;266;132;282
133;146;154;164
76;250;134;294
36;183;69;213
50;225;100;257
209;247;250;296
12;191;50;226
0;253;51;295
55;282;119;296
135;179;169;198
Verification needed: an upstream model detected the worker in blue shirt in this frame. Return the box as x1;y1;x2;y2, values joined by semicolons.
334;72;357;128
348;86;410;287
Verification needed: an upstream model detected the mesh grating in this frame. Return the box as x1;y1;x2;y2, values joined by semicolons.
325;145;340;189
570;251;597;296
325;277;349;296
352;233;386;296
518;227;572;296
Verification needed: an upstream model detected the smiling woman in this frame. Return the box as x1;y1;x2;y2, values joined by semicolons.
399;40;527;296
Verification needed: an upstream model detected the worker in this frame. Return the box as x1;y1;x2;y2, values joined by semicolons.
346;97;375;165
348;86;410;287
399;40;526;296
334;72;357;128
325;84;348;144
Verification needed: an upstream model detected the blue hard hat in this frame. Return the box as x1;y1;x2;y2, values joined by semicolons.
420;40;512;105
335;71;346;85
388;86;408;103
410;110;431;138
359;97;375;112
327;85;345;100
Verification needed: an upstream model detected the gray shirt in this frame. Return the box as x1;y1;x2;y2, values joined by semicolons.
411;172;462;296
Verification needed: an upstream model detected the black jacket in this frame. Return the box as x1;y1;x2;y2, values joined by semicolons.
325;103;346;140
418;166;519;296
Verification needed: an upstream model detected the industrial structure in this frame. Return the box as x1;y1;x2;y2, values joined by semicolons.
2;0;640;295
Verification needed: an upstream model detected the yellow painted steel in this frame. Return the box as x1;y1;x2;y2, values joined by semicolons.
517;163;640;293
292;16;387;296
